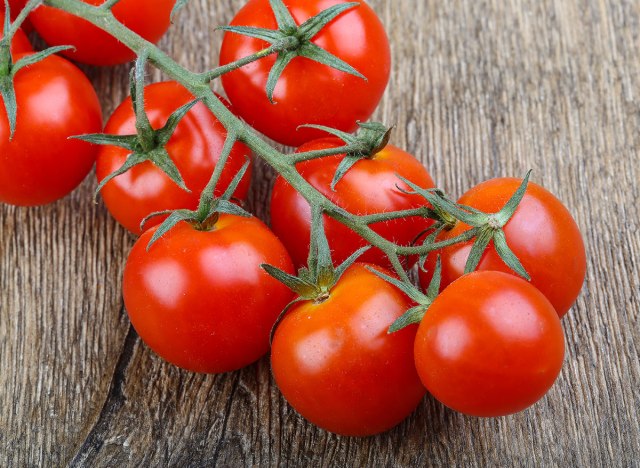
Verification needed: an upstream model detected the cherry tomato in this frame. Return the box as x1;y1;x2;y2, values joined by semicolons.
219;0;391;146
271;263;425;436
0;1;32;32
30;0;175;66
95;81;252;235
270;137;435;269
0;11;32;53
415;271;565;417
123;215;295;374
419;178;586;317
0;53;102;206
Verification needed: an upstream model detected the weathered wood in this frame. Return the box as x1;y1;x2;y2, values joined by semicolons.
1;0;639;466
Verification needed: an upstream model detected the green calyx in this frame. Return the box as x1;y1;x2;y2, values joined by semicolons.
218;0;365;103
300;121;393;190
262;206;369;303
75;53;196;198
0;0;71;139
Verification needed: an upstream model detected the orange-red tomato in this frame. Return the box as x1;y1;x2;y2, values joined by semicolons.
219;0;391;146
123;216;295;374
95;81;252;235
415;271;565;417
270;137;435;269
271;264;425;436
31;0;175;66
0;11;32;53
419;178;586;317
0;53;102;206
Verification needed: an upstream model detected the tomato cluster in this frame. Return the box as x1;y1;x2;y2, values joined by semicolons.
1;0;587;438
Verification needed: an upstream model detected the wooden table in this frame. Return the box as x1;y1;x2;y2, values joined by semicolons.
1;0;639;465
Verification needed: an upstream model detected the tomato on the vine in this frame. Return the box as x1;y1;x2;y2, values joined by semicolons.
414;271;565;417
271;263;425;436
0;53;102;206
419;178;586;317
0;11;32;54
270;137;435;269
123;215;295;374
30;0;175;66
0;1;32;32
219;0;391;147
95;81;252;235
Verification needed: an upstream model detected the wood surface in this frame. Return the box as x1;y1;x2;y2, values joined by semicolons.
1;0;639;466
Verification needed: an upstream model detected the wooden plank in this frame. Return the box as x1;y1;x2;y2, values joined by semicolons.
1;0;639;465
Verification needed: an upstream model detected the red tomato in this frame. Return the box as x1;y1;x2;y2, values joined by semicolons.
415;271;565;417
270;138;435;269
123;215;295;374
0;53;102;206
0;11;32;53
30;0;175;66
219;0;390;146
271;263;425;436
419;178;586;317
95;81;252;235
0;0;32;32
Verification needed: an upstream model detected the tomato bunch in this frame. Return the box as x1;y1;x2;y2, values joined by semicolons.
1;0;587;438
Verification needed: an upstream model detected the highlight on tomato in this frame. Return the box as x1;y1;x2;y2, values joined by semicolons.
270;136;435;269
414;271;565;417
0;53;102;206
123;215;295;374
30;0;175;66
419;178;586;317
94;81;252;235
219;0;391;146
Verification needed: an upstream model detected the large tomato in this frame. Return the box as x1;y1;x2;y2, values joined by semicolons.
219;0;391;147
271;263;425;436
123;215;295;374
270;137;435;269
30;0;175;66
0;53;102;206
95;81;252;235
0;11;32;53
419;178;586;317
414;271;565;417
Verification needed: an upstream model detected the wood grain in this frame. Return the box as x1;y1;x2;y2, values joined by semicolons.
1;0;639;466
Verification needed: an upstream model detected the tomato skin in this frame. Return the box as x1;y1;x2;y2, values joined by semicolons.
219;0;391;147
415;271;565;417
0;53;102;206
0;11;32;53
30;0;175;66
419;178;586;317
123;215;295;374
95;82;252;235
271;263;425;436
270;138;435;269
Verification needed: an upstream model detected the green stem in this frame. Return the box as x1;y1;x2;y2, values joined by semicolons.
202;45;277;82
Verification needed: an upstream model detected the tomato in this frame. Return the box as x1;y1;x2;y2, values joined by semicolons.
30;0;175;66
0;11;32;53
95;81;252;235
271;263;425;436
419;178;586;317
123;215;295;374
415;271;565;417
270;137;435;269
0;0;32;32
0;53;102;206
219;0;390;147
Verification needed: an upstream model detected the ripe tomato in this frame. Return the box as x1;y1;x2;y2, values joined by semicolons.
219;0;391;147
270;137;435;269
271;263;425;436
95;81;252;235
30;0;175;66
0;53;102;206
415;271;565;417
0;11;32;53
419;178;586;317
123;215;295;374
0;1;32;32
